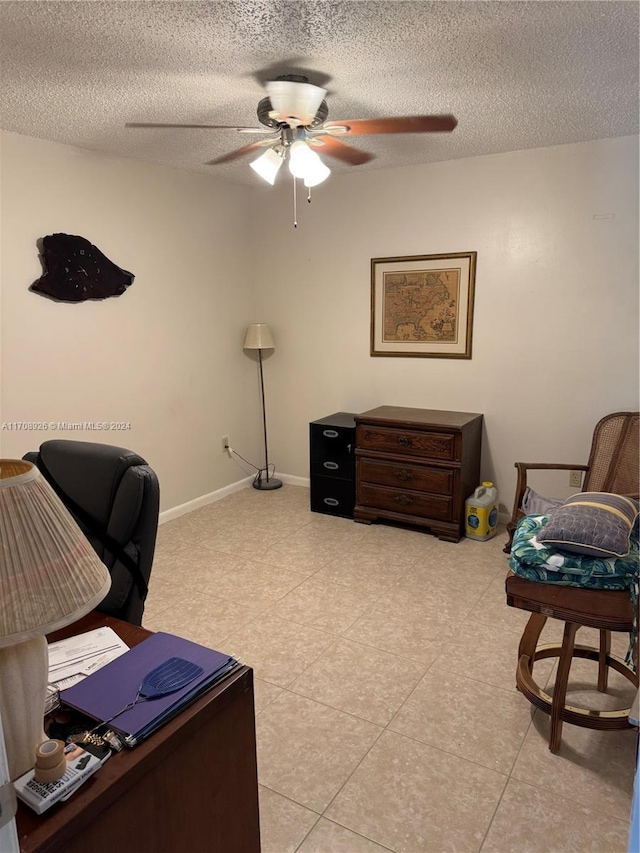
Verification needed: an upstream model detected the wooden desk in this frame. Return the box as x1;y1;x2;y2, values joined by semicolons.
15;613;261;853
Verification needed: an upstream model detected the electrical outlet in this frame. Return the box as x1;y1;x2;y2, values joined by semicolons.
221;435;229;453
569;470;582;488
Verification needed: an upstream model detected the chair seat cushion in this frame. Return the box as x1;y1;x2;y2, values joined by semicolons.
510;514;638;657
509;513;639;593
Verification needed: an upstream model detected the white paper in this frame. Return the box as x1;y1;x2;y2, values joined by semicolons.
47;627;129;688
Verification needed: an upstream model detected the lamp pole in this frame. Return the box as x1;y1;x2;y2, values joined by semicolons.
254;346;282;490
243;324;282;491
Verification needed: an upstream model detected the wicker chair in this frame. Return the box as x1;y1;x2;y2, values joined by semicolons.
504;411;639;554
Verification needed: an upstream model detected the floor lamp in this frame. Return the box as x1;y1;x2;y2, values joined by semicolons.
243;324;282;490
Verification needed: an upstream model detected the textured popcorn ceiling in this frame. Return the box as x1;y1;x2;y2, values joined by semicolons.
0;1;637;185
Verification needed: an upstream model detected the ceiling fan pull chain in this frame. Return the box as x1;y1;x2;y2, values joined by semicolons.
293;176;298;228
307;186;312;204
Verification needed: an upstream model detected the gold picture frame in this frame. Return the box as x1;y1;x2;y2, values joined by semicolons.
370;252;477;358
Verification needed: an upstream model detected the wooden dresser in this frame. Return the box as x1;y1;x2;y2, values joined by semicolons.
354;406;483;542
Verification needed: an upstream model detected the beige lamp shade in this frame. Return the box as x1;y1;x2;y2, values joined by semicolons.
0;460;112;779
243;324;275;350
0;460;111;646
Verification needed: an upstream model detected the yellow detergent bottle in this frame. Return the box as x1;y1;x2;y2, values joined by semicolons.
465;482;499;541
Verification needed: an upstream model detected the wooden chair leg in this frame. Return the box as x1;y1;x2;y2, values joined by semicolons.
549;622;579;753
518;612;547;681
597;629;611;692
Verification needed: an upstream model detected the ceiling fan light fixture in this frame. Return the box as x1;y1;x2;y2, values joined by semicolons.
303;159;331;187
249;147;284;184
266;80;328;126
288;140;321;179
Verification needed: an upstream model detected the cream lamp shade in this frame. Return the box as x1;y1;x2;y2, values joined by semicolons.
0;460;111;779
243;324;275;350
249;149;284;186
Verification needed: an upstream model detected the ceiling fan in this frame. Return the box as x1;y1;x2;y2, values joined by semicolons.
127;74;457;172
126;75;457;224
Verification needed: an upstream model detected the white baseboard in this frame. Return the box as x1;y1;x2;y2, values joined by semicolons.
277;472;310;488
161;474;506;527
159;472;310;524
159;475;254;524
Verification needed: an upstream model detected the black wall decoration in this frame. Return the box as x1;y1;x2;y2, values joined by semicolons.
30;234;135;302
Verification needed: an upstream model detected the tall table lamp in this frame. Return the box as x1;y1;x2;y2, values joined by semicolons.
0;460;111;780
243;324;282;490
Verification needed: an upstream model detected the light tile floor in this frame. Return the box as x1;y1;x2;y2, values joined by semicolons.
146;486;636;853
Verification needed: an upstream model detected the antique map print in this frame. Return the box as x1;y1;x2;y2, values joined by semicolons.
382;267;460;343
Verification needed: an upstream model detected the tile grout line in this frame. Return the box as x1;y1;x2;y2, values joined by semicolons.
250;574;406;692
293;814;399;853
508;719;636;824
476;704;538;851
314;722;388;833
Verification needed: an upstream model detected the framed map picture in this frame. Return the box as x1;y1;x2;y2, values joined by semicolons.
371;252;477;358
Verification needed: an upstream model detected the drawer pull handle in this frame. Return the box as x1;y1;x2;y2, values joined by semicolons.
393;494;413;506
323;429;339;438
398;437;411;447
323;497;339;506
394;469;413;481
323;462;339;470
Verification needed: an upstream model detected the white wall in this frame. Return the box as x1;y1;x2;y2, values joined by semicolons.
2;133;637;515
0;131;260;511
249;136;639;509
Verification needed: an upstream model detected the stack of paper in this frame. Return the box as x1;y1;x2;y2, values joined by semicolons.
48;627;130;691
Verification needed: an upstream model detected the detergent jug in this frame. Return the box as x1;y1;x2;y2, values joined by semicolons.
465;482;499;541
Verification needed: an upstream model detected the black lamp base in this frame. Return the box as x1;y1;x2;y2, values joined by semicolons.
253;476;283;491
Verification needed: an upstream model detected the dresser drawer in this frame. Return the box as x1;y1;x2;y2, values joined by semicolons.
357;425;456;461
310;475;355;518
358;458;453;494
358;482;452;521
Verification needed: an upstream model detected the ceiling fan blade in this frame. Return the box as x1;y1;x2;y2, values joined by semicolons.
205;138;277;165
324;115;458;136
266;79;327;125
126;122;274;133
313;135;374;166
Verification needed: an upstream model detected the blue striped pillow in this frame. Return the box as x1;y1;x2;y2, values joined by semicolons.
538;492;639;558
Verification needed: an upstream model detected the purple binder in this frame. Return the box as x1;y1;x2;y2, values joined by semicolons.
60;632;236;743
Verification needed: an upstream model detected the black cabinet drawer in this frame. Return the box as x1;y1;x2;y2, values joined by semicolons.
310;413;356;478
310;475;355;518
310;454;354;479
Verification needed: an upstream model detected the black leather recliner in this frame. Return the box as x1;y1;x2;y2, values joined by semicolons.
24;440;160;626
